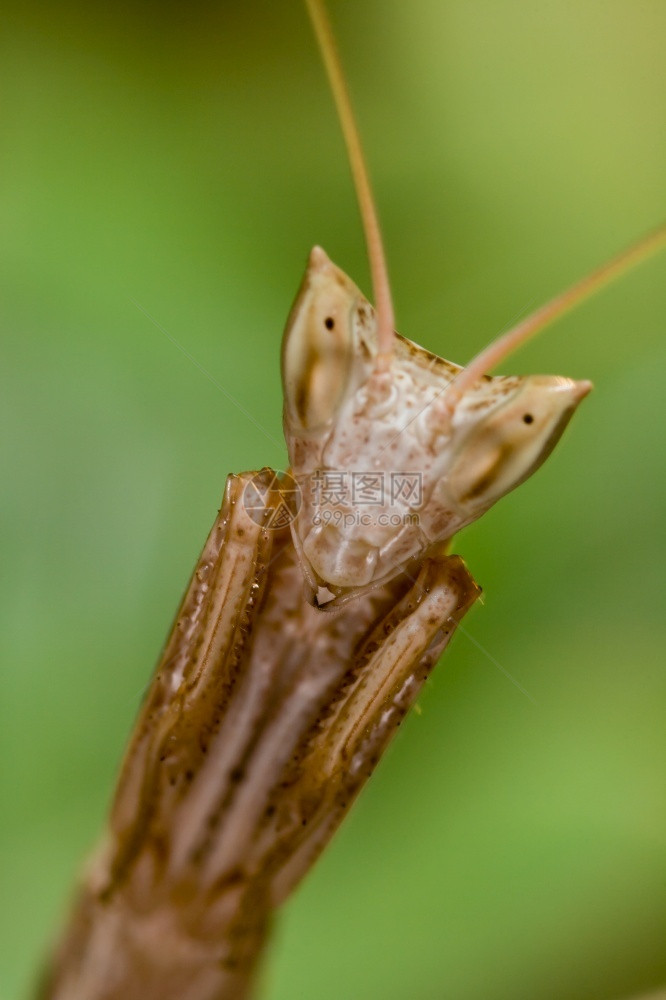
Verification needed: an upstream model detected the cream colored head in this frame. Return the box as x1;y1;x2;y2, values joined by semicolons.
282;248;591;606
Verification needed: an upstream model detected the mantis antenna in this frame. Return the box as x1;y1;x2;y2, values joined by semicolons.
305;1;666;396
446;221;666;409
305;0;395;371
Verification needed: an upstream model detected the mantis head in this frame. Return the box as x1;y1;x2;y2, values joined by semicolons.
282;247;591;606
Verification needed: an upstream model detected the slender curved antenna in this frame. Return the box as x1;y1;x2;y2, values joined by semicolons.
305;0;395;371
446;222;666;408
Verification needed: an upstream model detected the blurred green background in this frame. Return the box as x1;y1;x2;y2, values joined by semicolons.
1;2;665;998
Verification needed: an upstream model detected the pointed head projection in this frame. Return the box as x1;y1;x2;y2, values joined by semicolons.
282;248;591;606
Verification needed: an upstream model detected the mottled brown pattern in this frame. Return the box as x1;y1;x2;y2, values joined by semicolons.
282;249;588;601
40;472;478;1000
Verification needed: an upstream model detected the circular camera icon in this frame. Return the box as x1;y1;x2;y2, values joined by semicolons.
242;470;302;530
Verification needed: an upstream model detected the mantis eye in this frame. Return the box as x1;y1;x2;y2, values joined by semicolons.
447;375;591;513
282;246;364;432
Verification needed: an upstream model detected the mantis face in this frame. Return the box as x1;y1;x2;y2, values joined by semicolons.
282;247;590;604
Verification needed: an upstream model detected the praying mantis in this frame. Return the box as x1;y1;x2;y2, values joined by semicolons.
2;1;660;1000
